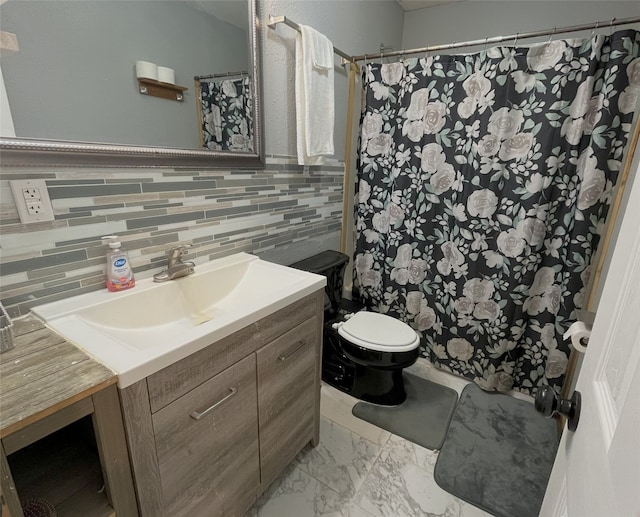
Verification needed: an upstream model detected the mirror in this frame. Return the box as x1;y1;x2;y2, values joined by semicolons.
0;0;264;168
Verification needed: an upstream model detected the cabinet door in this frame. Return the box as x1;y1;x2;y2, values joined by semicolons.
152;354;259;517
256;316;319;488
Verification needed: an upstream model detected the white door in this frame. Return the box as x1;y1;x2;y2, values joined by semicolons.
540;142;640;517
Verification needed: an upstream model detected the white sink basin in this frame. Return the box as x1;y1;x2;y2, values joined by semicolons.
32;253;326;387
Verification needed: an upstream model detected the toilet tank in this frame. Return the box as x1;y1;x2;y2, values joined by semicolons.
290;251;349;316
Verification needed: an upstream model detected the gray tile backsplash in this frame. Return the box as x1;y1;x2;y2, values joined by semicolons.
47;183;143;199
0;159;344;317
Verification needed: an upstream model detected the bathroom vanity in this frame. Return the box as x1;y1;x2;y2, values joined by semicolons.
119;291;323;516
19;253;326;517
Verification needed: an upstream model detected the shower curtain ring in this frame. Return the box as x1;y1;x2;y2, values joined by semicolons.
591;21;599;38
513;33;519;46
548;27;556;44
610;18;616;35
484;36;489;51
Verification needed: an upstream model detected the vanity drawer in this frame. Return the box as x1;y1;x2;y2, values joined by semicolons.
152;353;259;517
147;292;320;413
256;316;319;488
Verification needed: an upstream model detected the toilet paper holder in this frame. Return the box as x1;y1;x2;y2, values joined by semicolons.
564;320;592;353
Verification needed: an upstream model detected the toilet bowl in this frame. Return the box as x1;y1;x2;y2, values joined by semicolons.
329;310;420;405
290;251;421;406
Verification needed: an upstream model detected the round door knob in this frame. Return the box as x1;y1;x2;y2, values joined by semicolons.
535;385;581;432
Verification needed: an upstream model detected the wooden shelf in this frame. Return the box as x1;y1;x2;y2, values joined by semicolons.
137;78;188;102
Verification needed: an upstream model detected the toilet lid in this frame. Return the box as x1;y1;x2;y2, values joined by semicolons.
337;311;420;352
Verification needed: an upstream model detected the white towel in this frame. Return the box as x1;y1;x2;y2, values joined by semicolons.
296;25;335;165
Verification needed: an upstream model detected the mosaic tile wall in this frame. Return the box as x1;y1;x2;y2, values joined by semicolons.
0;157;344;317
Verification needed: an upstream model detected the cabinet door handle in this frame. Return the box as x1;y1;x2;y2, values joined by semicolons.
190;387;238;420
278;340;307;362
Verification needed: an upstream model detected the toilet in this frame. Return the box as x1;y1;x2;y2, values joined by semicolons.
290;251;420;406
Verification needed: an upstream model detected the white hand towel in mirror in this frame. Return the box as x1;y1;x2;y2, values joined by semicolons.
296;24;335;165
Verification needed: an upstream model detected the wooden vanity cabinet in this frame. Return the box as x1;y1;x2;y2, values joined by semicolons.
119;291;323;517
256;317;318;489
153;354;259;516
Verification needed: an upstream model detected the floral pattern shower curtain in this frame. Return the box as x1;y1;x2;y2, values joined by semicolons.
199;76;254;152
353;30;640;395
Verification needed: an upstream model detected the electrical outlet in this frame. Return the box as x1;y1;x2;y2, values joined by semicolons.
23;188;42;202
9;179;55;223
26;200;45;215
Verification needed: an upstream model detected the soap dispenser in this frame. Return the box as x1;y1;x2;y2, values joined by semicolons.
102;236;135;292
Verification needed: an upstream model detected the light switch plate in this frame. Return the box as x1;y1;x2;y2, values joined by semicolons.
9;179;55;223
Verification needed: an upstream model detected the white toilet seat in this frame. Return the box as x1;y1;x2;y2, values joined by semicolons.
337;311;420;353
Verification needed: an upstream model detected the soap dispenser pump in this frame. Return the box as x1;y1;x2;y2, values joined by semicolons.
102;235;135;292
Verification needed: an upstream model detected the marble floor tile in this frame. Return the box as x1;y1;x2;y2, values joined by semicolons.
377;434;439;473
320;385;391;447
248;464;348;517
339;501;377;517
355;435;493;517
295;418;382;499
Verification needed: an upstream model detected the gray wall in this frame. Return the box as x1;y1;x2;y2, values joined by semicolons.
403;1;640;50
261;0;405;159
0;1;249;148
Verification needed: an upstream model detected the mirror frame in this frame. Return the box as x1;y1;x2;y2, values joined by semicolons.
0;0;264;169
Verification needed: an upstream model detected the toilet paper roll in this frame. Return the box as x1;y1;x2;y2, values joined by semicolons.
135;60;158;80
563;321;591;353
157;66;175;84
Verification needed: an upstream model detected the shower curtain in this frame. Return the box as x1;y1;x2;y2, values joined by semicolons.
199;76;254;152
353;30;640;395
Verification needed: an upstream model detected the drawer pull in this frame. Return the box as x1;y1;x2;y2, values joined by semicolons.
278;341;307;362
190;387;238;420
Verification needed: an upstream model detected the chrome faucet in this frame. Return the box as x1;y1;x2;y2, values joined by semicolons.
153;245;195;282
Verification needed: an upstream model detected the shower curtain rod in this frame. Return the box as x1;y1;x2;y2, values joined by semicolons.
351;16;640;63
267;15;354;63
194;70;248;81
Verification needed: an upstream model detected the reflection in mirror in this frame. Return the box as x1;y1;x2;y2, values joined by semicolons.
0;0;264;168
197;71;254;152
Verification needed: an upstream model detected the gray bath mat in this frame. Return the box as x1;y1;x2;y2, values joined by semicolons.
352;373;458;450
434;383;559;517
